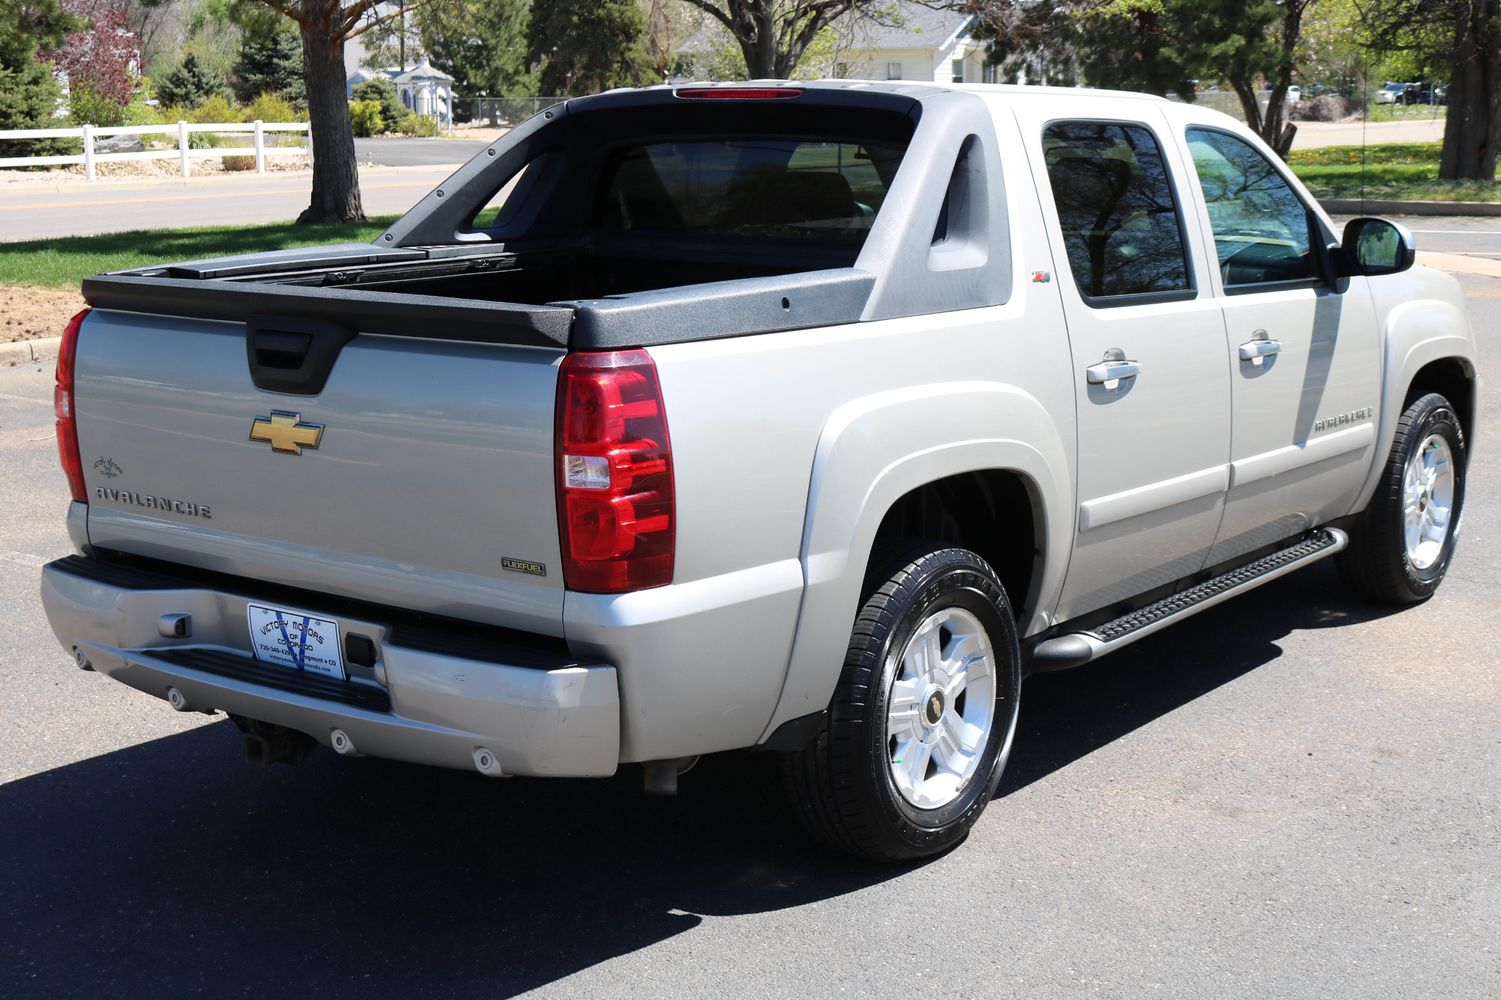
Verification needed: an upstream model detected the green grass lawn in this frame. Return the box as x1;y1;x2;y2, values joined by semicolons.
1288;140;1501;200
0;216;400;289
1365;103;1448;123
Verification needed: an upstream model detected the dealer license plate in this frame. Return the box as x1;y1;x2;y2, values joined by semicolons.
246;604;345;680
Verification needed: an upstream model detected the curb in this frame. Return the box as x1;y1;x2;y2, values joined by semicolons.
1321;198;1501;217
0;336;60;366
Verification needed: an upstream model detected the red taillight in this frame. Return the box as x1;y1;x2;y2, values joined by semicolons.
555;350;675;593
55;308;90;503
674;87;803;101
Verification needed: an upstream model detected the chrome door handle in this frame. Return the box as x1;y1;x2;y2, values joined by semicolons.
1238;332;1282;365
1085;358;1140;385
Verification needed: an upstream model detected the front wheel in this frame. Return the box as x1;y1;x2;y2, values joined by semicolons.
1339;392;1467;604
783;543;1021;861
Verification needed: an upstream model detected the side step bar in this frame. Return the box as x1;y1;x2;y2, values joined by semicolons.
1030;527;1348;672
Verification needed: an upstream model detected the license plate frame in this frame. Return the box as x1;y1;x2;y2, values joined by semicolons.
246;604;345;680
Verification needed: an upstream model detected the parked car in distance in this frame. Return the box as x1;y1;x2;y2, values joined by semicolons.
1374;81;1410;105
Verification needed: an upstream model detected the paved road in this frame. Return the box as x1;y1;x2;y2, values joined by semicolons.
0;275;1496;997
1293;116;1446;148
0;166;457;242
355;136;492;167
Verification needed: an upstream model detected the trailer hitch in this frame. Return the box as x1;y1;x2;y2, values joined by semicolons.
231;716;317;767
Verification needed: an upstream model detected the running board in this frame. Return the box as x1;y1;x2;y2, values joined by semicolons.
1030;527;1347;672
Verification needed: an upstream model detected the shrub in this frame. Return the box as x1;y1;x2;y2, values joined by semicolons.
399;113;440;137
180;94;244;148
67;81;127;127
243;91;301;124
121;85;163;126
187;94;244;124
352;77;408;128
349;99;383;137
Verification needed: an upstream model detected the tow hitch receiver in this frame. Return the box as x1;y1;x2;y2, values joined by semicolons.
232;716;317;767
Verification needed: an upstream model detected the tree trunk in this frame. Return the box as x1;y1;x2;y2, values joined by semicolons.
1440;0;1501;182
734;7;776;77
298;11;364;224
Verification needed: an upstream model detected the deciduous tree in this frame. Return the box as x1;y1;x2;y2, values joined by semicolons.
243;0;442;222
1362;0;1501;181
677;0;887;79
45;0;141;111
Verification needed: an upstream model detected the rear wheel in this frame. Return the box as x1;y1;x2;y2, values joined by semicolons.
784;543;1021;861
1339;392;1467;604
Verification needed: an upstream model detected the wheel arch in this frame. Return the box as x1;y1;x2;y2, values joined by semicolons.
871;469;1045;622
756;382;1072;743
1353;305;1479;516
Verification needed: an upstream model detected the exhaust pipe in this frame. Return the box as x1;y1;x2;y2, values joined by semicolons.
642;756;699;796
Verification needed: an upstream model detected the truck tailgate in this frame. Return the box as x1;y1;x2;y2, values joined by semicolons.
73;308;567;635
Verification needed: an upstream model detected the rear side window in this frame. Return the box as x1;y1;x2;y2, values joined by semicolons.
594;139;905;242
1042;121;1192;302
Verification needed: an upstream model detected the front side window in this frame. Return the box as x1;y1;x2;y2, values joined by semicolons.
1186;127;1317;288
1043;121;1192;301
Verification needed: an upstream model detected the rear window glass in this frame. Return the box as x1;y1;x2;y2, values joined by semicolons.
593;139;905;241
1043;121;1192;301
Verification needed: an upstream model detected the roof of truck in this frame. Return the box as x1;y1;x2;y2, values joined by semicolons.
611;79;1173;104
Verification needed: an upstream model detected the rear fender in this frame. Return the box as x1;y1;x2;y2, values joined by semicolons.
757;382;1071;740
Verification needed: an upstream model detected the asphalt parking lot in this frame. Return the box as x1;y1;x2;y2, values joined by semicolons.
0;277;1496;999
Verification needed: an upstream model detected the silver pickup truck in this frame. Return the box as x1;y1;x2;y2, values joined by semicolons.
41;82;1478;860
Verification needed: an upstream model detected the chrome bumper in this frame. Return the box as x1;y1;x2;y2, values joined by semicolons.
40;557;620;777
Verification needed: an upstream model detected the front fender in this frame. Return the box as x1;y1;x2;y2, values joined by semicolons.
757;382;1072;740
1354;270;1479;513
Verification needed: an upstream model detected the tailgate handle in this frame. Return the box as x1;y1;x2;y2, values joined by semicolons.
246;316;356;396
253;330;313;369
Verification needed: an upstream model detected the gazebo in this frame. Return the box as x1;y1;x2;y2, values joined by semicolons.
392;59;454;127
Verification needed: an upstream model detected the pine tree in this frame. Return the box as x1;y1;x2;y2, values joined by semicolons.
526;0;651;97
156;53;231;109
233;22;305;105
0;0;80;156
420;0;534;99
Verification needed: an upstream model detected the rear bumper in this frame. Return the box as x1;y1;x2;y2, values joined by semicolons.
40;556;620;777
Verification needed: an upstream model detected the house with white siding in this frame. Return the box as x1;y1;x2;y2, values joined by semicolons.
676;5;991;85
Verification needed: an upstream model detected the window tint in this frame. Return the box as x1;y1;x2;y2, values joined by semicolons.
1186;127;1316;287
594;139;905;243
469;161;534;230
1043;121;1192;300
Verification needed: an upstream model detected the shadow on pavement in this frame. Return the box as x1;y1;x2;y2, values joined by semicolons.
1002;560;1403;795
0;562;1402;999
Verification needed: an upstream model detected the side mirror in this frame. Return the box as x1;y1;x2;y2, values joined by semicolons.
1340;217;1416;276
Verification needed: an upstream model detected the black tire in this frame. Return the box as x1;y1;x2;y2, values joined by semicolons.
1339;392;1467;604
783;541;1021;862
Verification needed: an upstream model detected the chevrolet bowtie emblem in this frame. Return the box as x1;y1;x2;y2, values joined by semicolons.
249;411;324;455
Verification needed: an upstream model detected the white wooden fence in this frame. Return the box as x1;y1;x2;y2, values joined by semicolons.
0;121;311;179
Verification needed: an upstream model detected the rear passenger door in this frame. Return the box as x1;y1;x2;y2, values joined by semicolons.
1174;123;1382;566
1015;101;1231;622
